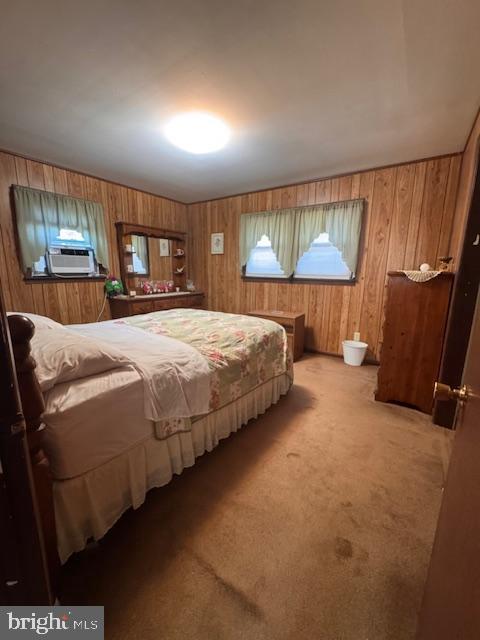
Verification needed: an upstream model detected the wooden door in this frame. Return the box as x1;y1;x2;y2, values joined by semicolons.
417;285;480;638
434;148;480;428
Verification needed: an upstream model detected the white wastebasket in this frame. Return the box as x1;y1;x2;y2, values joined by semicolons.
342;340;368;366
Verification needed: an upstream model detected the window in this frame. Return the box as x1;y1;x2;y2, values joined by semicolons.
240;200;363;282
294;233;352;280
33;229;88;275
245;235;286;277
13;185;109;278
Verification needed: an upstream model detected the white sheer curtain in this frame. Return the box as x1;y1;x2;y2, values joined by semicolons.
13;185;109;272
240;200;364;277
240;210;297;276
296;200;363;274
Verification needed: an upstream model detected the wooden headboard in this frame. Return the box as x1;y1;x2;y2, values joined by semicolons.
7;314;59;598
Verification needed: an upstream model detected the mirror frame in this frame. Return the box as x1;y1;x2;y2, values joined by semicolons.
115;222;187;293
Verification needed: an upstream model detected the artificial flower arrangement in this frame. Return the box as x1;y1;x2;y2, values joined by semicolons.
104;275;124;297
140;280;175;294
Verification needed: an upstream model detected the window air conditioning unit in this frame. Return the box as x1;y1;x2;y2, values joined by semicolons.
46;241;97;277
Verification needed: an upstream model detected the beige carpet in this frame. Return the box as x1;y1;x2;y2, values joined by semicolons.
60;354;452;640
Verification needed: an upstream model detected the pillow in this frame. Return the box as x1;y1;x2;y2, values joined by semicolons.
30;324;132;392
7;311;63;331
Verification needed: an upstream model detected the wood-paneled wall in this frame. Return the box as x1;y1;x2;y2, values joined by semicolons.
0;151;187;324
188;155;462;360
0;148;465;359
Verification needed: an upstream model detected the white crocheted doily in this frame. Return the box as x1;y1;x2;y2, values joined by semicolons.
401;270;442;282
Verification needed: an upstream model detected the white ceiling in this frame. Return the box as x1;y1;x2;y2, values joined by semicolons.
0;0;479;203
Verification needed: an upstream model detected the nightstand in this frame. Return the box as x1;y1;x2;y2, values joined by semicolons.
246;310;305;361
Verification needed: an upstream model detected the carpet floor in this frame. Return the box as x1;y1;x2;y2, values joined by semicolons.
60;354;452;640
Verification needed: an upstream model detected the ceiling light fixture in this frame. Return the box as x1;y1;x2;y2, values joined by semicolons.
164;112;230;154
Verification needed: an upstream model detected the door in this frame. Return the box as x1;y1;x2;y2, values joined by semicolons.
434;147;480;428
417;285;480;638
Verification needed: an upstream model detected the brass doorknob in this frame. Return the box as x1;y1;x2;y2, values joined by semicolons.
434;382;468;402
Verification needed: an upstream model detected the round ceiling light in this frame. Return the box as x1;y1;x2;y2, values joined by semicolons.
164;112;230;154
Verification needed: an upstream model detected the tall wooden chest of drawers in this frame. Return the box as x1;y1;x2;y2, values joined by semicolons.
375;271;454;414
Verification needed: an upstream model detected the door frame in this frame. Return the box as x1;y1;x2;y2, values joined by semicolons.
434;144;480;428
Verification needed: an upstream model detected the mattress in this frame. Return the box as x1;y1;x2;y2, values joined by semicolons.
41;308;292;480
43;366;152;479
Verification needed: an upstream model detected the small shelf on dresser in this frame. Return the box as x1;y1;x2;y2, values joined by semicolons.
109;291;205;319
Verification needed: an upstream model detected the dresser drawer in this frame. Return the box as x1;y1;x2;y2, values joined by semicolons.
132;301;154;315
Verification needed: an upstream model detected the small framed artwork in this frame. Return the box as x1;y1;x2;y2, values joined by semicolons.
211;232;224;255
159;238;170;257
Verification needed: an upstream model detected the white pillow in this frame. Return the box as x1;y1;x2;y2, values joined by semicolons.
7;312;63;331
30;325;132;392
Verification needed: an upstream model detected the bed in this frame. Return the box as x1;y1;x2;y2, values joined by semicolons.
13;308;293;562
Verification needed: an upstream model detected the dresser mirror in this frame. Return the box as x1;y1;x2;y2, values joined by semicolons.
116;222;187;294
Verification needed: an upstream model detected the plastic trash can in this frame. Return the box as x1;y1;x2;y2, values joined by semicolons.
342;340;368;366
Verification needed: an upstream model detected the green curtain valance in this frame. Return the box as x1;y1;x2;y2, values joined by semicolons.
13;185;109;272
239;199;364;276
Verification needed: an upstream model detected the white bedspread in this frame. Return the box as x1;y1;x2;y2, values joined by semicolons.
69;321;211;420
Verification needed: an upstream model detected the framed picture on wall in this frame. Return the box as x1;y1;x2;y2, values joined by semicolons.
211;232;224;255
159;238;170;257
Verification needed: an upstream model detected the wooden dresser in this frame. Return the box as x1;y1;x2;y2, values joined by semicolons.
247;310;305;361
376;271;454;414
109;292;204;319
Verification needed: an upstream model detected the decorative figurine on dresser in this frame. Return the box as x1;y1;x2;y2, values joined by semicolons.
109;222;204;319
375;268;454;415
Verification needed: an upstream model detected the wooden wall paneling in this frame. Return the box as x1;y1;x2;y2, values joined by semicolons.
387;164;416;271
376;164;414;352
0;153;34;313
332;176;354;352
42;164;55;192
359;169;396;359
0;226;13;310
186;154;462;360
449;109;480;261
0;151;187;324
404;161;427;268
1;147;463;349
414;158;451;269
345;171;375;347
24;161;52;318
225;197;238;312
436;155;461;260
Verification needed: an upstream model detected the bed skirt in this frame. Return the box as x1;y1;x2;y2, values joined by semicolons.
54;372;292;563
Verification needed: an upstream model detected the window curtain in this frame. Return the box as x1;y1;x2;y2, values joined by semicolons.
240;200;363;276
131;235;149;273
296;200;363;274
239;210;297;276
13;185;109;272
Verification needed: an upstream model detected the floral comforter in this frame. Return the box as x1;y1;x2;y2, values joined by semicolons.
121;308;292;436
